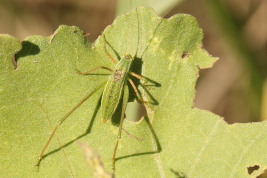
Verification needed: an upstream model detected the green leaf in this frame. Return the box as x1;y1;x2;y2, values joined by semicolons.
1;7;267;178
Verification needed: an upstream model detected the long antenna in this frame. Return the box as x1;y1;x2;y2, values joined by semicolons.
127;0;133;54
134;0;180;57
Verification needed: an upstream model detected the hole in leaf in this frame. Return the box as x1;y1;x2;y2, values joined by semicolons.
181;51;189;59
247;165;260;175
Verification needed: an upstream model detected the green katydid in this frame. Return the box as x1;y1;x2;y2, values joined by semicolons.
34;19;147;176
34;0;179;173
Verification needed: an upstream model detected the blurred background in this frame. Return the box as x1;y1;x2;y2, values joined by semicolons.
0;0;266;175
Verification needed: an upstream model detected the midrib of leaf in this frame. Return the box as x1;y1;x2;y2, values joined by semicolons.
147;35;183;177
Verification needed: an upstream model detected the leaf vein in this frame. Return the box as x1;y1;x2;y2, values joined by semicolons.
188;118;222;177
229;122;267;178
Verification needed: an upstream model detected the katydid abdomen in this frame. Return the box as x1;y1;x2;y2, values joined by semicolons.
101;54;133;123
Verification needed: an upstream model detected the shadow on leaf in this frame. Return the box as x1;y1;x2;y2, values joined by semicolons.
37;95;102;165
170;168;187;178
16;41;40;59
115;116;162;161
